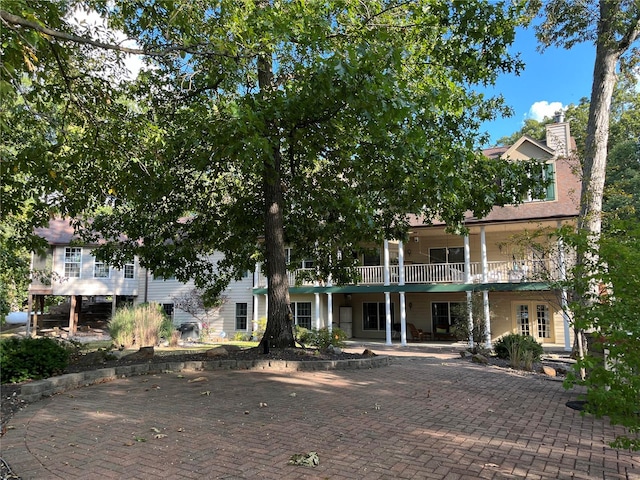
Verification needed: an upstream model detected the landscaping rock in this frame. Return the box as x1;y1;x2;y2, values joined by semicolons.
472;354;488;365
206;347;229;357
542;365;557;377
123;346;155;361
362;349;377;357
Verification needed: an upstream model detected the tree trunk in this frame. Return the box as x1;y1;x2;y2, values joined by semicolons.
574;0;623;369
257;43;295;350
579;5;620;242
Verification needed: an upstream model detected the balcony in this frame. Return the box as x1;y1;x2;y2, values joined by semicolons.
255;260;555;288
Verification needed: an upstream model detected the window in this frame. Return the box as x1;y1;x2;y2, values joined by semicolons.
429;247;464;265
236;303;248;330
293;302;312;329
124;263;135;279
363;302;394;331
525;162;556;202
94;260;110;278
363;251;380;266
285;248;314;269
64;247;82;278
162;303;174;318
431;302;465;334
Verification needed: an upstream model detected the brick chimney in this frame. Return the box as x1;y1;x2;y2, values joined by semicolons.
545;111;571;157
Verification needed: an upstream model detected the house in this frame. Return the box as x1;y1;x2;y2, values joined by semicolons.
27;117;580;349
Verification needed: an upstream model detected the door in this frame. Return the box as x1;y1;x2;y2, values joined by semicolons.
514;302;553;343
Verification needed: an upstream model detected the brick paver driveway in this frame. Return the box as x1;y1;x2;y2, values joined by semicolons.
1;345;638;479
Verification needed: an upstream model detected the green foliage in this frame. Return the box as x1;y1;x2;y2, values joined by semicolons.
109;303;173;348
494;333;543;370
0;336;69;383
563;221;640;450
232;332;251;342
297;327;347;351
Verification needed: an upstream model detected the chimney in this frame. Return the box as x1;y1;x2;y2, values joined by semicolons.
545;112;571;157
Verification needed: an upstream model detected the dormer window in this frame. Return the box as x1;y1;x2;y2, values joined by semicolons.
524;162;556;202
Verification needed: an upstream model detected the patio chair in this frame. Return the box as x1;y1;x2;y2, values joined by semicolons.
407;323;428;341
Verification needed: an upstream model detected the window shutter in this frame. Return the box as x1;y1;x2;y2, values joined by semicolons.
545;163;556;201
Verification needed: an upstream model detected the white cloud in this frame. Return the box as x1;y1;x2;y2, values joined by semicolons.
527;101;565;122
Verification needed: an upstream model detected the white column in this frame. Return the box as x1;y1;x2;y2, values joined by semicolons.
464;234;471;283
327;275;333;332
480;227;488;283
252;294;259;338
383;240;392;345
480;227;491;347
466;290;474;350
398;240;407;346
383;239;390;286
557;226;572;351
315;292;321;330
483;290;491;348
385;292;392;346
464;234;474;349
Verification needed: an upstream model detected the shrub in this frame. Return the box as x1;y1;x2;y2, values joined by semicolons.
0;337;69;383
494;333;544;370
299;327;347;351
109;303;173;348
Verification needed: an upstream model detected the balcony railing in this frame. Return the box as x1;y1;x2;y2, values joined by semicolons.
255;260;555;288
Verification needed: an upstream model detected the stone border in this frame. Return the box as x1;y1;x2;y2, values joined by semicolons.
20;355;390;403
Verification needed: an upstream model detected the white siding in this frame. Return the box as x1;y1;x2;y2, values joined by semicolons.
49;246;138;296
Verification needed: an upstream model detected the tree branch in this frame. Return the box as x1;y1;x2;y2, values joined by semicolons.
616;11;640;54
0;9;240;60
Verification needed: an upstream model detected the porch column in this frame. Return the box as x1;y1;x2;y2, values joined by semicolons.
69;295;78;335
384;240;392;345
480;227;488;283
27;294;34;337
483;290;491;348
464;235;474;349
464;234;471;283
557;228;572;351
111;295;117;317
252;294;259;339
480;227;491;347
398;240;407;346
314;292;321;330
327;275;333;332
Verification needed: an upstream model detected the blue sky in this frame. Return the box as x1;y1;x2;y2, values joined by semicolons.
481;26;596;147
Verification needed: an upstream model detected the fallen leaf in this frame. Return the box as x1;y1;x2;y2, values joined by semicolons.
201;391;211;396
289;392;297;397
151;427;161;433
259;402;268;408
124;441;135;446
288;451;319;467
188;377;207;383
134;437;146;442
154;434;168;439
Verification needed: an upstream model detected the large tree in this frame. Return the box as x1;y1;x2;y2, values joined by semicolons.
2;1;542;348
536;0;639;253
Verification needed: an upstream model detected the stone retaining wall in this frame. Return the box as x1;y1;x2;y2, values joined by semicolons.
20;355;390;403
